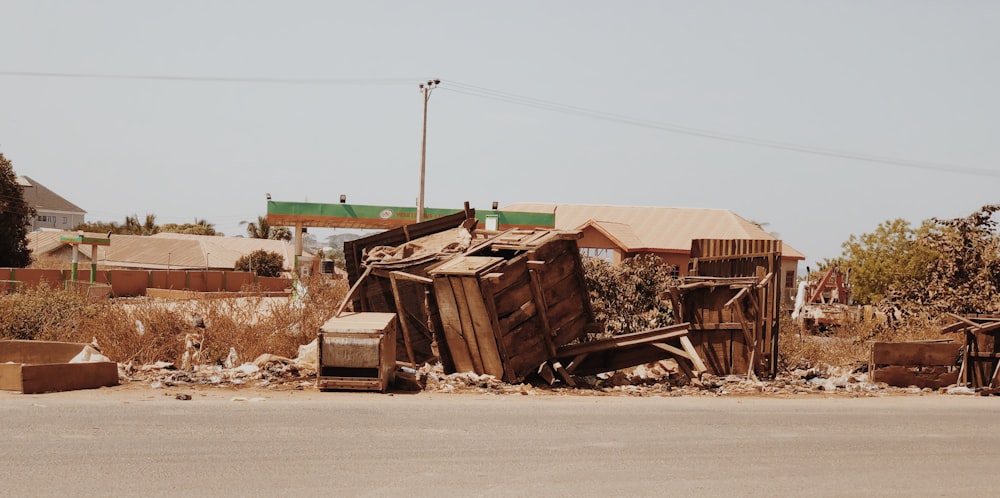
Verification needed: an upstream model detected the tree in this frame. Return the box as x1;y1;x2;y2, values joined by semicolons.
77;213;159;235
582;254;677;336
919;204;1000;313
0;152;34;267
160;219;218;236
241;215;290;241
234;249;285;277
834;218;940;304
78;215;220;236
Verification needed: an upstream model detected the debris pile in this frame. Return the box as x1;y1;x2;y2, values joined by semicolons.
123;340;319;390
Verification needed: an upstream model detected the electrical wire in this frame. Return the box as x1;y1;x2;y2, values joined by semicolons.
1;70;996;178
0;70;417;86
444;81;1000;178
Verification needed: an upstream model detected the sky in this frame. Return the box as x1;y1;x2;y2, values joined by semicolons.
1;1;998;265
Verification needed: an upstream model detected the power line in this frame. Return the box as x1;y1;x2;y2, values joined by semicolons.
2;70;995;178
0;70;417;86
444;81;1000;178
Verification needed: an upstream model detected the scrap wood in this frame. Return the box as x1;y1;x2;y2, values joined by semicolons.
552;323;703;379
755;272;774;289
389;272;417;367
335;266;373;318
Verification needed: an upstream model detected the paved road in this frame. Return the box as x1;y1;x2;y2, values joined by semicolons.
1;388;998;497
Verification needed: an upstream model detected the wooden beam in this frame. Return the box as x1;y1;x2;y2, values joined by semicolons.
680;335;709;376
389;270;433;285
388;272;417;367
335;266;372;318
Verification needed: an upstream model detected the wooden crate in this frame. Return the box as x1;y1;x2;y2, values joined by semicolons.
0;340;119;394
429;231;595;383
317;312;398;393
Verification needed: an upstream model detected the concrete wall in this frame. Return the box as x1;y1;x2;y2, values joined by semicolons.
0;268;291;297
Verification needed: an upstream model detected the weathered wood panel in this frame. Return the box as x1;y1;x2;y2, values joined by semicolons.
460;277;505;378
689;329;733;375
432;277;476;372
871;342;961;367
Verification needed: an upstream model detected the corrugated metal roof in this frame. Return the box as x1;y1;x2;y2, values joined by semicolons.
503;203;805;260
18;176;86;214
28;231;304;270
580;220;645;251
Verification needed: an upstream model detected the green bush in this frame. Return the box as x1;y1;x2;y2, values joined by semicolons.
583;254;678;337
234;250;285;277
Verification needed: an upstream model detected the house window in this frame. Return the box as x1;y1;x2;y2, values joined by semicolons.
785;270;794;288
580;247;613;264
62;216;68;225
484;215;499;231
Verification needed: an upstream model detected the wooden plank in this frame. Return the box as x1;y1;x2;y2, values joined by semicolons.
492;274;534;318
871;342;962;367
431;277;475;372
527;262;559;359
948;313;980;327
552;361;576;387
680;335;708;375
562;345;677;376
427;256;505;276
499;318;546;358
389;270;433;285
871;365;959;390
689;323;744;330
690;329;732;375
482;257;529;295
652;342;691;360
551;311;591;347
335;266;372;317
557;323;691;357
18;362;119;394
461;277;505;378
388;273;416;366
535;249;577;288
479;276;514;382
498;301;537;334
449;277;486;373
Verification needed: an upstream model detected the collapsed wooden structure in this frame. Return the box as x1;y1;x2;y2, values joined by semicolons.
668;239;782;378
940;313;1000;389
339;213;785;385
343;210;606;383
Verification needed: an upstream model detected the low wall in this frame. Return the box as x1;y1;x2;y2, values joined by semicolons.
0;268;291;297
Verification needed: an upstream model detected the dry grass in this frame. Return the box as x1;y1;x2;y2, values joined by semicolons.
1;274;348;367
778;311;948;371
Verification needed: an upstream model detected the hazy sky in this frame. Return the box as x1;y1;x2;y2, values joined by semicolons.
2;1;997;264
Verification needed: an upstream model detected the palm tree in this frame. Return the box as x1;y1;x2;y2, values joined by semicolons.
241;216;271;239
240;215;291;241
143;214;158;235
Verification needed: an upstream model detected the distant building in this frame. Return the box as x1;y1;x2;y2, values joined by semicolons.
27;231;308;274
502;203;806;289
17;176;86;231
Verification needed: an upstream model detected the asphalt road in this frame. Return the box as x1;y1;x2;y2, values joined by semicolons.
1;388;998;497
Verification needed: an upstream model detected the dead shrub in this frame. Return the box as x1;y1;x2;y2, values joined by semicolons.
778;312;947;371
2;273;348;368
0;283;93;340
84;274;348;366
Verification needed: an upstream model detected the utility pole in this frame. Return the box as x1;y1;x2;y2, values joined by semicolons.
417;79;440;223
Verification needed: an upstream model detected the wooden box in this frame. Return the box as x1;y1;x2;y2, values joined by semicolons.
0;340;119;394
317;312;398;393
429;230;595;383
